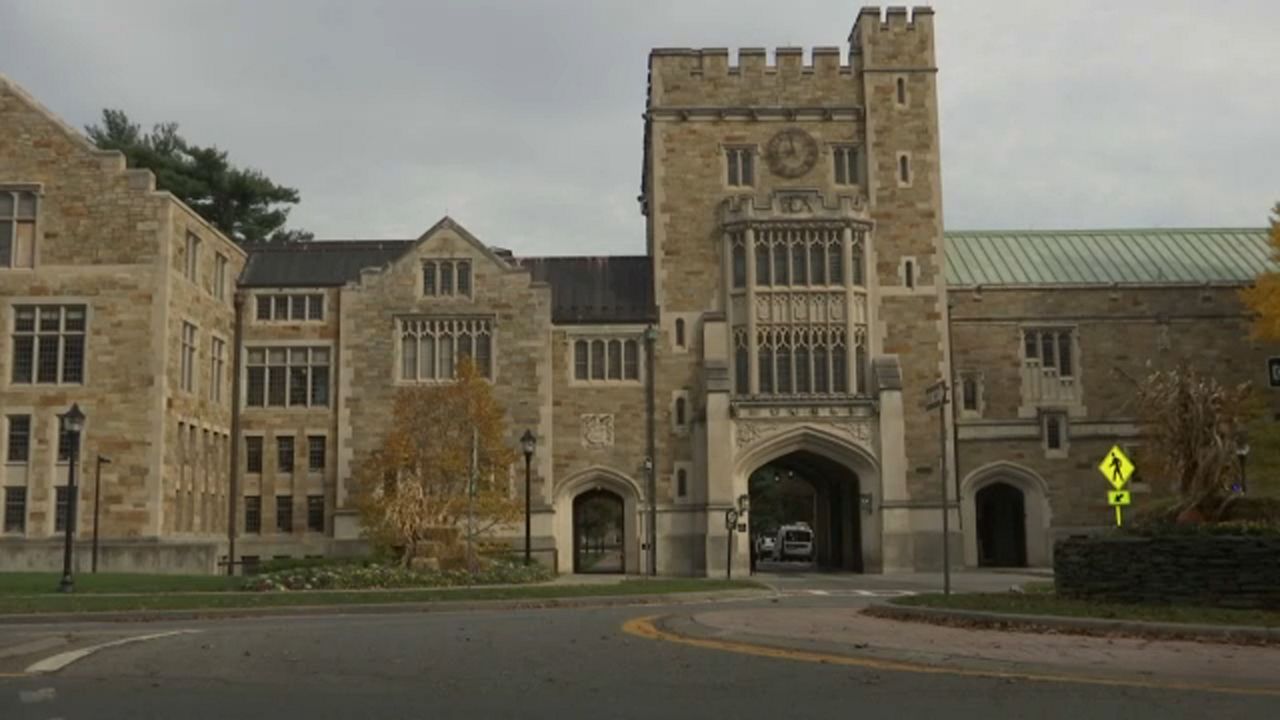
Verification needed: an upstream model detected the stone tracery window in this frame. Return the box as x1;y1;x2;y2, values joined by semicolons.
399;318;492;381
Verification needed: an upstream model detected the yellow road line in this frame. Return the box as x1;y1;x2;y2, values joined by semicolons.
621;615;1280;698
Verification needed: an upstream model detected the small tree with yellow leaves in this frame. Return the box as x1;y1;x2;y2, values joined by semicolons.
353;359;520;567
1241;202;1280;338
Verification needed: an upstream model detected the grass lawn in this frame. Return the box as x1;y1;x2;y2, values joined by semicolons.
0;577;763;615
891;591;1280;628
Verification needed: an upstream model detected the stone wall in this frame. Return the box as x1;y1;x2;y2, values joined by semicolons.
1055;534;1280;610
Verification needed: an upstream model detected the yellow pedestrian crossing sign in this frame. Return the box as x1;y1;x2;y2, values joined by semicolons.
1098;445;1134;489
1107;490;1131;506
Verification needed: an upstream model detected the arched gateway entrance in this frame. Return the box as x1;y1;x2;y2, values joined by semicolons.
736;427;878;574
573;489;624;573
975;482;1025;567
750;451;863;571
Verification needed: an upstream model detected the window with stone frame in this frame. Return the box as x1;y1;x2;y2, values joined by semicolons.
725;147;755;187
571;337;642;383
210;337;226;403
422;260;473;298
6;415;30;463
11;305;86;385
833;145;860;186
245;436;264;474
1043;411;1068;453
184;233;200;282
55;486;70;532
0;188;37;269
1023;328;1075;378
245;347;331;407
244;495;261;534
255;293;324;322
676;469;688;499
400;318;492;381
4;487;25;533
180;322;197;393
307;495;325;532
276;495;293;533
958;371;984;417
307;435;326;471
277;436;294;474
214;254;228;301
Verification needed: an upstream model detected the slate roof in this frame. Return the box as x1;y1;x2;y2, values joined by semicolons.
944;228;1272;287
240;242;655;325
519;256;655;324
241;240;413;287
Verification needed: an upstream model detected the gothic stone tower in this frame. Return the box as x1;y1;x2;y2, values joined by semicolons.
642;6;952;575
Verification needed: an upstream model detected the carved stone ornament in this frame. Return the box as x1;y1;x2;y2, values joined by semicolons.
581;414;615;448
765;128;819;179
735;421;785;449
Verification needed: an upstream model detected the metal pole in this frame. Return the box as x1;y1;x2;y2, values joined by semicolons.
939;384;951;596
524;451;532;566
92;455;109;574
725;511;735;581
644;325;657;576
1242;455;1248;495
227;292;245;576
58;431;80;593
468;426;477;578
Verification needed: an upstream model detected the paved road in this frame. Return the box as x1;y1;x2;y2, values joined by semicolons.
1;594;1274;719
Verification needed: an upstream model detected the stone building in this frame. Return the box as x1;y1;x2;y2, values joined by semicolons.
1;7;1274;575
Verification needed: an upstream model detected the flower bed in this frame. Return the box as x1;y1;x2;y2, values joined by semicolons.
241;559;553;592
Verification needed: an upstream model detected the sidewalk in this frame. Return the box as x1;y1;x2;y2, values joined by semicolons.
660;606;1280;691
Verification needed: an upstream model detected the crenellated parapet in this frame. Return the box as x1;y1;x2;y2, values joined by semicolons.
648;47;859;109
849;6;936;70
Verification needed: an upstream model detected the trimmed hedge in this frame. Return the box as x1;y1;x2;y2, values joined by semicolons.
242;559;553;592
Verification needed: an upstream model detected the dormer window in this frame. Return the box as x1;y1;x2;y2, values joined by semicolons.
424;259;472;298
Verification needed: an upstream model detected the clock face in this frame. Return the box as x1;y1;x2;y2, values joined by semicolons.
765;128;819;178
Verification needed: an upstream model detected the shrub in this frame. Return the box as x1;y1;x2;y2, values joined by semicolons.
241;557;553;592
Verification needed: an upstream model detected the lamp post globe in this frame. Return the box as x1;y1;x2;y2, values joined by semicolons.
57;403;86;593
520;430;536;565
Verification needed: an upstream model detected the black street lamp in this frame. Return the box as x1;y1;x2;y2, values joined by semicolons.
57;404;86;593
520;429;536;566
91;455;111;573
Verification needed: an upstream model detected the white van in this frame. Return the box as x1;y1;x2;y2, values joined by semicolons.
774;523;813;562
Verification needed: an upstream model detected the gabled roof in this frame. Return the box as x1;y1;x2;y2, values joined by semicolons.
944;228;1272;287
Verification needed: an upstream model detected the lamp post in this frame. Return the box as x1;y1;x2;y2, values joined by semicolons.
724;494;749;581
57;404;86;594
1236;439;1251;495
520;429;536;566
91;454;111;573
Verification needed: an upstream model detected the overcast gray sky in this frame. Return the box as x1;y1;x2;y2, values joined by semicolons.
3;0;1276;254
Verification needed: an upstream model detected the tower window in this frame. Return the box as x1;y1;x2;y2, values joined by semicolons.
833;145;858;186
904;259;915;289
896;77;907;106
898;154;911;185
676;469;688;498
674;318;686;348
726;147;754;187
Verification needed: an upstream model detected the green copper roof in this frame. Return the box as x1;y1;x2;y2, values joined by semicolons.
944;228;1272;287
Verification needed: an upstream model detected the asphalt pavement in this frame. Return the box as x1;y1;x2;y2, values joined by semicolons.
1;571;1275;719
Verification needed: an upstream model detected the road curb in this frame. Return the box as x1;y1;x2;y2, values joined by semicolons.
0;589;772;626
865;602;1280;645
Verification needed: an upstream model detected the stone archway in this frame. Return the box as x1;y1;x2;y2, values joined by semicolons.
960;462;1051;567
553;467;643;574
734;424;881;574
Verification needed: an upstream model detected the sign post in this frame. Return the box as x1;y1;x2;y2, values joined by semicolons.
1097;445;1135;526
924;380;950;596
